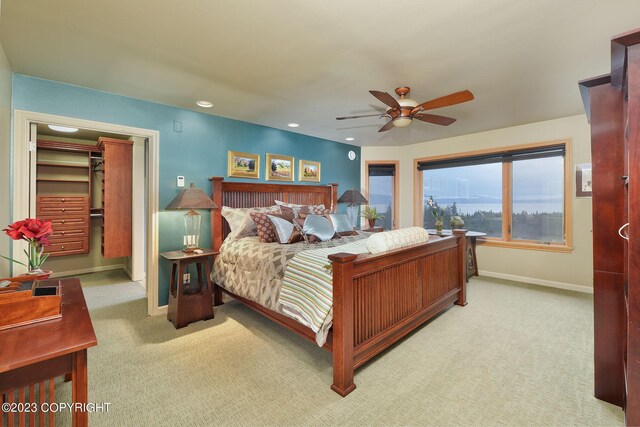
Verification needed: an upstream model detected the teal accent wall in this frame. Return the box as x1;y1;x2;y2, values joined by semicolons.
12;74;360;306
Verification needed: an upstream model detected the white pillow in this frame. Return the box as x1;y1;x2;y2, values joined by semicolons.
366;227;430;254
221;205;279;241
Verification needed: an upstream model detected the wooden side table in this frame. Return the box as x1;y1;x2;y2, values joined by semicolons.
426;229;486;281
160;249;217;329
0;279;97;426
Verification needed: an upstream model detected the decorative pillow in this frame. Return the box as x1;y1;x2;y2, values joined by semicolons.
300;215;338;242
250;212;279;243
275;200;330;216
297;205;332;219
222;205;279;241
327;213;356;236
277;205;297;221
366;227;430;254
293;217;315;243
275;200;325;210
267;215;303;244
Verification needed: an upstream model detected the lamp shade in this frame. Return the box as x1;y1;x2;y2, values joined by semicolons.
166;183;217;210
337;189;368;206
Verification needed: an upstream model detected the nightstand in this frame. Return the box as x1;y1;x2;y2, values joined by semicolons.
160;249;217;329
364;227;384;233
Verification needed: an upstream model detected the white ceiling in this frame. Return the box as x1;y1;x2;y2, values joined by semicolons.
2;1;639;147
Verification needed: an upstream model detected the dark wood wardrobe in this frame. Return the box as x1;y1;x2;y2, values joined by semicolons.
580;28;640;425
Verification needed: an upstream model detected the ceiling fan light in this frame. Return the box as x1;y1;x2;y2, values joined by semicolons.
393;117;413;128
398;98;418;108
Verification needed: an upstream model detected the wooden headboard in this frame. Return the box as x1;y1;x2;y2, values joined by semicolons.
209;177;338;252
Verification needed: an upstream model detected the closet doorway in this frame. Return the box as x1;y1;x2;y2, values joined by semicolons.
13;110;161;316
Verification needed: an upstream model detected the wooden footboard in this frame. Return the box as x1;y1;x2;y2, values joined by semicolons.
209;177;467;397
329;230;467;396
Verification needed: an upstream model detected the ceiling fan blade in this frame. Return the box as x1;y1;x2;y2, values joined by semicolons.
411;90;474;114
336;113;384;120
414;113;457;126
370;90;401;110
378;120;396;133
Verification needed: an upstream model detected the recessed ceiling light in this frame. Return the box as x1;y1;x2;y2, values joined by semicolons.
48;125;79;133
345;137;355;141
196;100;213;108
287;123;300;128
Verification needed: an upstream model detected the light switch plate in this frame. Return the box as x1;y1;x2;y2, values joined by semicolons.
177;176;185;187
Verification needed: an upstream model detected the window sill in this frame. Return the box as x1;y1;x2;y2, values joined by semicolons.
477;239;573;253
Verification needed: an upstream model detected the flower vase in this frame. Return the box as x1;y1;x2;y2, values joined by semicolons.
368;219;376;229
435;219;444;234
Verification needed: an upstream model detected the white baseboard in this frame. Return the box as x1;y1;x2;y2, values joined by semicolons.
150;304;168;316
51;264;125;279
477;270;593;294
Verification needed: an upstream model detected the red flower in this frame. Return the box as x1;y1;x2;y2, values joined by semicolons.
3;219;26;240
3;218;53;244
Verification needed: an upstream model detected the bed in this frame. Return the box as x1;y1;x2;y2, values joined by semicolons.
210;177;467;396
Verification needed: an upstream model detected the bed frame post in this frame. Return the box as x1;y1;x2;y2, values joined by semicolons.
453;229;468;306
328;183;339;212
210;177;224;306
210;177;224;253
327;252;358;397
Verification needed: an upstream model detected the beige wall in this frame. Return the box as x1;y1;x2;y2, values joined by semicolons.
0;44;12;277
361;114;593;291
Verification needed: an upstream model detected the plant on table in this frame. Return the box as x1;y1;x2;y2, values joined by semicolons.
361;205;384;229
427;196;445;233
1;218;54;274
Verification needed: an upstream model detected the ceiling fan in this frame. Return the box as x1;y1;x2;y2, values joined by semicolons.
336;86;474;132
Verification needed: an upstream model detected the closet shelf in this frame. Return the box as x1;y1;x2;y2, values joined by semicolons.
36;161;90;168
36;178;90;183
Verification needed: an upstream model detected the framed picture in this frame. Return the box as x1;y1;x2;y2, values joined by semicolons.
299;159;321;182
576;163;592;197
266;153;294;181
228;151;260;179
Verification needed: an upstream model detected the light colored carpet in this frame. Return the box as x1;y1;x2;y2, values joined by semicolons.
51;270;623;426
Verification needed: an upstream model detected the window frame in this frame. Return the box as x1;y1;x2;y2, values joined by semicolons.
413;139;573;252
365;160;400;230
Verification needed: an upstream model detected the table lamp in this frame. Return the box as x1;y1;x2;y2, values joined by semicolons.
337;189;368;228
166;183;218;252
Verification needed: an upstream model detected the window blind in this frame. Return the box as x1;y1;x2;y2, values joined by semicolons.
416;144;565;171
368;163;396;176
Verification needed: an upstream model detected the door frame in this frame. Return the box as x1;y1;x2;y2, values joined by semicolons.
364;160;400;229
12;109;163;316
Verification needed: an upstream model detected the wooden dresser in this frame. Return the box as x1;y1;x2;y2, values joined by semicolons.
36;195;90;256
580;28;640;425
36;140;96;257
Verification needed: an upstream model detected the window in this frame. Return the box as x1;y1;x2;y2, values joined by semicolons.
366;162;398;230
416;140;571;251
422;163;503;237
